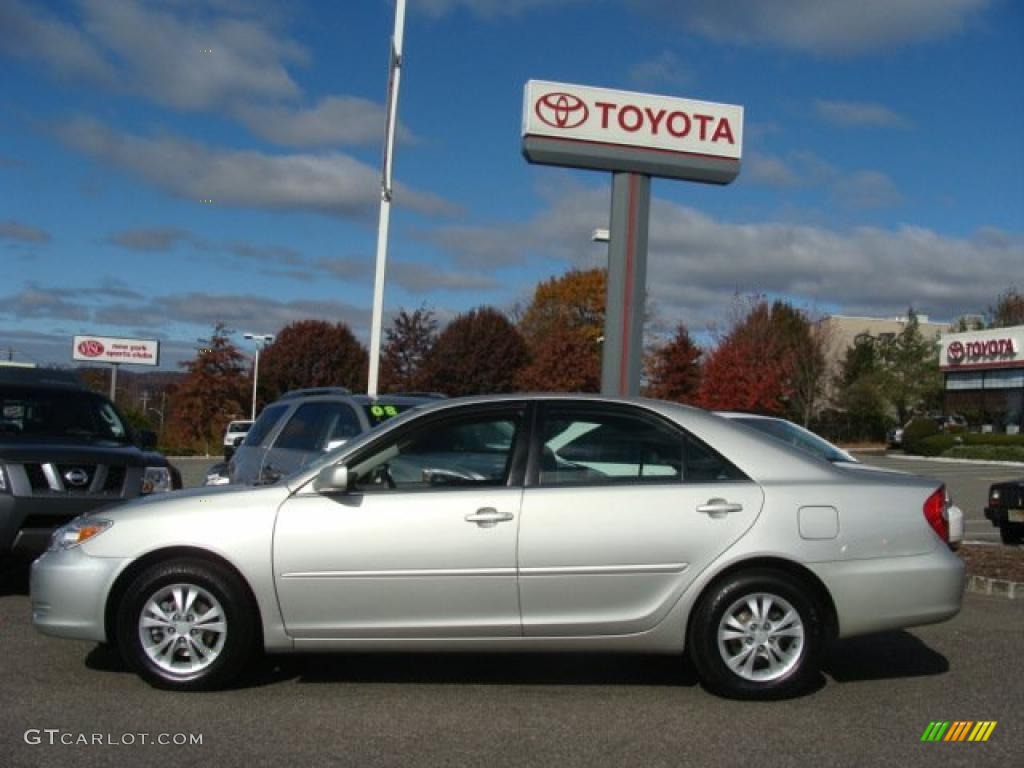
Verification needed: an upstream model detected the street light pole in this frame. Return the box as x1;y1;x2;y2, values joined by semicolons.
367;0;407;397
243;333;274;421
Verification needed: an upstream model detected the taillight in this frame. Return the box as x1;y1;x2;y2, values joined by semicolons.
923;486;949;542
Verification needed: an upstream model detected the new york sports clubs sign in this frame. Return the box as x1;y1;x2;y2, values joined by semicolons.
522;80;744;183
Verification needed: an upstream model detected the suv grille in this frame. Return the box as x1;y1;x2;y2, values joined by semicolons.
20;463;128;496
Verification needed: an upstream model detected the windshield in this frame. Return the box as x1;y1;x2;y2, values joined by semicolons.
0;386;131;444
731;417;855;464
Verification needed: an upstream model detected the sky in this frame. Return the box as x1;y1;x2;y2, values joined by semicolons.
1;0;1022;371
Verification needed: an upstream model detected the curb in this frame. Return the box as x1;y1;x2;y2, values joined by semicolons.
965;574;1023;599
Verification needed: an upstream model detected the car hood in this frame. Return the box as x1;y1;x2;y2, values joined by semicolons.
0;441;167;466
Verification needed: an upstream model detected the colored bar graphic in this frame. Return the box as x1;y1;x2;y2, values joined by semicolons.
921;721;996;742
921;722;950;741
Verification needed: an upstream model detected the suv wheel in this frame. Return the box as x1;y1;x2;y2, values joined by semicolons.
116;558;257;690
688;569;824;700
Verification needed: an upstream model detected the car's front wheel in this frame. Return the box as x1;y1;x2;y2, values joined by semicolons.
116;558;258;690
688;569;824;699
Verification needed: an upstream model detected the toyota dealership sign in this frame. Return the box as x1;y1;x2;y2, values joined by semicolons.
73;335;160;366
522;80;744;183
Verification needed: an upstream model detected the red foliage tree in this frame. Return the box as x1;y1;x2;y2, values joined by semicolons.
419;307;527;396
516;326;601;392
696;302;793;414
164;323;249;454
258;319;367;400
645;324;702;403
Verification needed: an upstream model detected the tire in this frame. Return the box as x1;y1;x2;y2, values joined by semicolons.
115;558;258;691
999;525;1023;546
688;569;824;700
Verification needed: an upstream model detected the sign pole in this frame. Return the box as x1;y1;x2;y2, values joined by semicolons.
109;363;118;402
367;0;406;397
601;172;650;396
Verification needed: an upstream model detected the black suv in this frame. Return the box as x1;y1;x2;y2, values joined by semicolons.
0;365;181;557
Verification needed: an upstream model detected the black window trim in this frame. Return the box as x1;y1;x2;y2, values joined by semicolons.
526;400;750;488
335;400;534;495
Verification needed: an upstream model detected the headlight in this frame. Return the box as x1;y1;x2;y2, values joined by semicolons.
141;466;173;494
990;488;1001;503
0;465;7;493
49;517;113;551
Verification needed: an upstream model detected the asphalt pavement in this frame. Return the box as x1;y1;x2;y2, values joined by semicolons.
0;564;1018;768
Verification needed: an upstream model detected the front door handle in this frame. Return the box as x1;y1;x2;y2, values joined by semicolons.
465;508;514;528
697;498;744;518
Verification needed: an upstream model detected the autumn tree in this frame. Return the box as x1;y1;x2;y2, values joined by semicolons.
516;326;601;392
165;323;249;454
419;307;528;396
380;305;438;393
645;324;702;403
988;286;1024;328
696;298;819;415
519;268;606;348
258;319;367;400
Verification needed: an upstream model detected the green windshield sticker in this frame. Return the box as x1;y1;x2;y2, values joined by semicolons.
370;405;400;418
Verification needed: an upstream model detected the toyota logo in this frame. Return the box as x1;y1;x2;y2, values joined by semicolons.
947;341;966;364
535;92;589;129
64;468;90;487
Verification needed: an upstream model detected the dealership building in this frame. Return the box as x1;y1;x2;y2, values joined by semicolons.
938;325;1024;433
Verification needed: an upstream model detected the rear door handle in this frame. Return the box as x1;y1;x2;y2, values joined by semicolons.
697;498;744;518
465;508;514;527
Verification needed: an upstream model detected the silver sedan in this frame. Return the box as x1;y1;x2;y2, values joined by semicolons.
31;395;964;699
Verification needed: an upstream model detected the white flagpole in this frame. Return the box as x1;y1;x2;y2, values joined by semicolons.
367;0;406;396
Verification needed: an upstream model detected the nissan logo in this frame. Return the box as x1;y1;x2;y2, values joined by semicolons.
535;92;589;129
64;468;90;487
947;341;966;364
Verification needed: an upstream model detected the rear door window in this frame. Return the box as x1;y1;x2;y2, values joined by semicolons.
244;404;289;446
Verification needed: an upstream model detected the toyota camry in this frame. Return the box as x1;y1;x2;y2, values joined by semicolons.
31;395;964;699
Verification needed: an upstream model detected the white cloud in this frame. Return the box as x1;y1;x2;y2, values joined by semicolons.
390;262;501;292
58;117;456;218
413;0;587;18
832;170;904;210
816;100;912;128
233;95;416;148
423;178;1023;326
631;0;992;55
629;50;695;88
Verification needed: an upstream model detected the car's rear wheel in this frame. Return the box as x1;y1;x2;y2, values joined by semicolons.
116;558;257;690
688;569;823;699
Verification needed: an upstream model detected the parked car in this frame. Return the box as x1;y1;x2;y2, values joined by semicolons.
719;412;963;548
31;395;964;698
984;478;1024;545
0;365;180;559
222;420;252;461
203;462;230;486
228;388;439;486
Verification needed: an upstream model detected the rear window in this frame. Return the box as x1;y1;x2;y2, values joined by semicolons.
227;421;252;433
243;404;289;447
362;402;417;428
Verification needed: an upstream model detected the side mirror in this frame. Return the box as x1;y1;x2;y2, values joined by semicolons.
137;429;158;449
314;464;350;494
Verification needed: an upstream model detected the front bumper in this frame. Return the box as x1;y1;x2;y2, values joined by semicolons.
30;547;129;643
